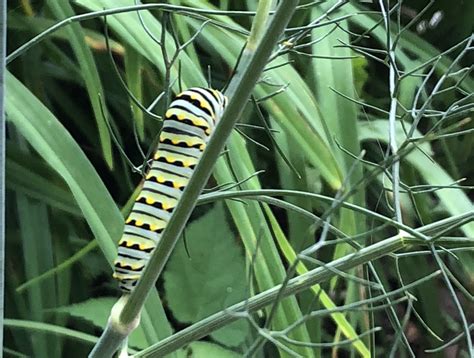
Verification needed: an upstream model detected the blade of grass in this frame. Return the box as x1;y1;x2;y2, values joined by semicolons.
75;0;207;89
16;194;53;357
263;204;370;357
16;240;98;294
124;46;145;141
179;0;342;189
47;1;114;169
0;0;6;351
5;72;173;347
4;319;100;346
308;5;368;351
271;118;323;356
168;0;200;66
214;134;314;357
6;156;81;217
134;234;427;357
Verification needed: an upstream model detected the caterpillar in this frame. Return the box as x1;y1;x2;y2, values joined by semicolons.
113;87;228;292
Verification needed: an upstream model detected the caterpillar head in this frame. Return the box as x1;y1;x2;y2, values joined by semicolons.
175;87;227;125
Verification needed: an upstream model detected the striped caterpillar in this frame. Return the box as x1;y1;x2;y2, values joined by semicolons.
113;87;228;292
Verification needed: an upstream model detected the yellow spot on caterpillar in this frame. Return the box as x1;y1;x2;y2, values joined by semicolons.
199;144;206;150
157;176;165;183
135;220;143;227
125;218;132;224
177;114;185;120
129;263;142;270
149;224;158;232
190;94;197;100
146;197;155;205
173;182;181;189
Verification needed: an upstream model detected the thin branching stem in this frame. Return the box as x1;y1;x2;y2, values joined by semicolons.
379;0;403;225
133;234;446;357
0;0;5;350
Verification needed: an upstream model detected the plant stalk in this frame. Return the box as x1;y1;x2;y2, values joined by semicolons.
0;0;6;351
134;234;419;357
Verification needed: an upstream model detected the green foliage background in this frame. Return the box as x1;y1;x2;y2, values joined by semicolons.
4;0;473;357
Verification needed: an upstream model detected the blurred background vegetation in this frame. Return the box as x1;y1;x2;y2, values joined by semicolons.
4;0;473;357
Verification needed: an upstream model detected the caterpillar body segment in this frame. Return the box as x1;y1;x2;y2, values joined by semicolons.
113;88;227;292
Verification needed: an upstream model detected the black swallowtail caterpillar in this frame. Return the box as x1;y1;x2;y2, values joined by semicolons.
113;87;228;292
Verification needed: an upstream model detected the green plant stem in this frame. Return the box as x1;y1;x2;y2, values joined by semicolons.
130;209;472;357
0;0;5;351
4;319;100;346
47;1;114;169
247;0;273;49
16;239;98;293
198;189;434;241
88;1;299;357
133;234;420;357
379;0;402;225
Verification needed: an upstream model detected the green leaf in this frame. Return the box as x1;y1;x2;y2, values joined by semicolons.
16;195;57;357
5;71;173;342
6;71;120;263
183;9;343;188
175;341;241;358
4;318;99;346
264;204;371;358
124;46;145;140
75;0;206;88
214;134;315;356
47;1;114;169
309;7;367;302
6;154;81;217
164;204;249;347
53;298;147;349
352;56;369;96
